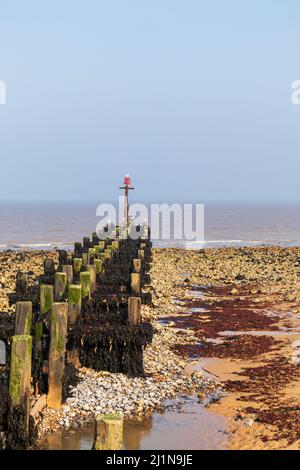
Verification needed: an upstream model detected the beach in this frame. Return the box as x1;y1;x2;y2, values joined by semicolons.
1;245;300;449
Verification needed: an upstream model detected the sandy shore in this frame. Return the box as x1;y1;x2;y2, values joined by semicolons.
2;246;300;449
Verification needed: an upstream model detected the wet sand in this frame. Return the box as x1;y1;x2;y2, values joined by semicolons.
151;247;300;450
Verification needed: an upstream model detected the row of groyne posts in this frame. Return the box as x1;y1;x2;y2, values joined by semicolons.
0;222;153;450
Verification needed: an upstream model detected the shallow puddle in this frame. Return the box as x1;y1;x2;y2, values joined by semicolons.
44;396;228;450
219;329;300;337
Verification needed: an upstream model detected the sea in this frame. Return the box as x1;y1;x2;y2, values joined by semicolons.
0;201;300;250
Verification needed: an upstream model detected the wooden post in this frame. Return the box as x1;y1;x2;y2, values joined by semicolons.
16;273;29;295
15;301;32;335
131;273;141;294
48;303;68;409
82;252;89;269
138;249;145;260
133;259;141;273
73;258;82;275
94;245;101;256
68;285;82;325
128;297;141;326
40;285;54;315
9;335;32;407
55;272;67;301
80;272;91;299
68;286;81;368
140;242;146;250
88;247;96;260
44;258;55;274
83;236;91;248
94;259;103;275
62;265;73;285
88;265;96;293
98;241;105;251
93;414;123;450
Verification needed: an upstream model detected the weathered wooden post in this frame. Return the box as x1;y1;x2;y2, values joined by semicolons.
128;297;141;325
131;273;141;294
67;285;82;367
68;285;82;325
94;259;103;275
8;335;32;444
80;272;91;300
133;259;141;273
40;285;54;315
73;258;82;275
82;252;89;269
9;335;32;406
16;273;29;295
94;245;101;256
15;301;32;335
55;272;67;301
88;248;96;262
93;414;123;450
83;236;91;248
44;258;55;274
62;265;73;285
98;241;105;251
47;303;68;410
88;265;96;293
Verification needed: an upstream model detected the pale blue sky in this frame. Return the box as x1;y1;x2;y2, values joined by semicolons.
0;1;299;201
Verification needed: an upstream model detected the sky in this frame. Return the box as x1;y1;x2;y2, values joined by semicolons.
0;0;300;202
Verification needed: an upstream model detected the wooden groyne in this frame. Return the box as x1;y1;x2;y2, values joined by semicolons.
0;222;153;449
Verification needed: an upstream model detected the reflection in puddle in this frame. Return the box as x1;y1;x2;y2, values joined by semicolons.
44;396;228;450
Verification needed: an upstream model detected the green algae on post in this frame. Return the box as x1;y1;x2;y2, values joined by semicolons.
9;335;32;407
40;285;54;315
93;414;123;450
80;271;91;299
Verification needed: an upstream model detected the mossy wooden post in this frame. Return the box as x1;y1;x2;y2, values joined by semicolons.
55;272;67;301
48;303;68;410
94;245;101;256
9;335;32;439
133;259;141;273
9;335;32;406
67;285;82;367
94;259;103;276
40;285;54;316
82;252;89;269
128;297;141;326
80;272;91;300
98;241;105;252
88;248;96;263
15;301;32;335
73;258;82;275
68;285;82;325
131;273;141;294
93;414;123;450
88;265;96;293
62;265;73;285
104;248;112;259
